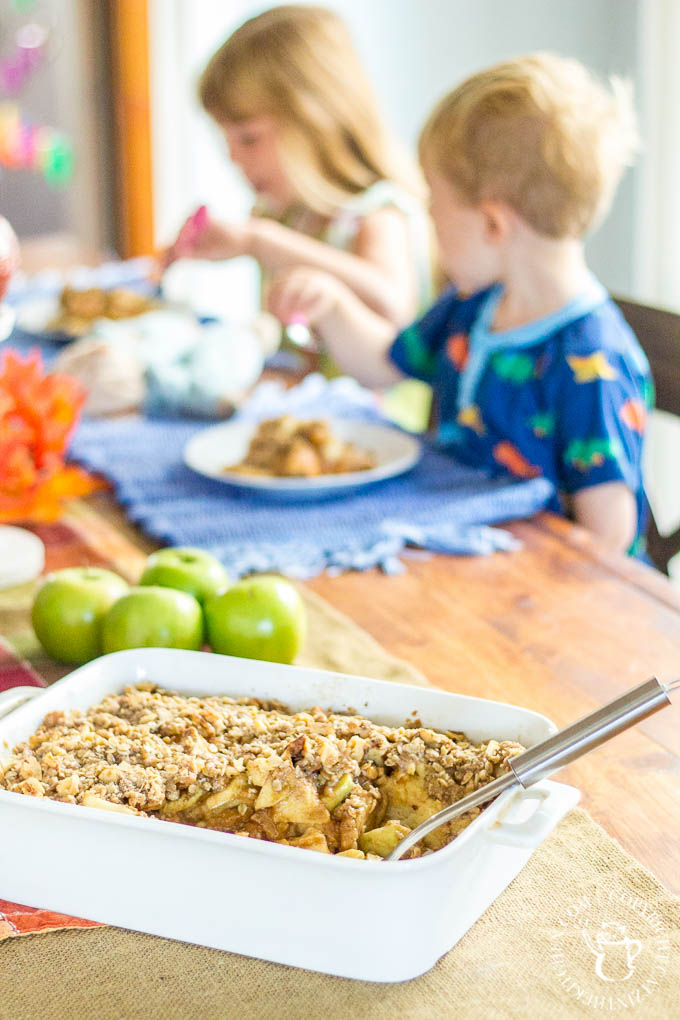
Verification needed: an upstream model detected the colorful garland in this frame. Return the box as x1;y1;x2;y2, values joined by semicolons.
0;10;74;187
0;102;73;187
0;21;47;96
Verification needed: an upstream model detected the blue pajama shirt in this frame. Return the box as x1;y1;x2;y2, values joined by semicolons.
389;280;653;552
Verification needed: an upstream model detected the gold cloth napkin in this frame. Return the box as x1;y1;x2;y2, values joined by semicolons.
1;591;678;1020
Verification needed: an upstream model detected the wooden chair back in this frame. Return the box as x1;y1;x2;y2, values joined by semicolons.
615;297;680;573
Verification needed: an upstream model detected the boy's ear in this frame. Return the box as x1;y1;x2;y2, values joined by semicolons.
479;200;511;245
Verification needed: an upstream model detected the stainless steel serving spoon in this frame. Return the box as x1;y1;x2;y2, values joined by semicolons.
388;676;680;861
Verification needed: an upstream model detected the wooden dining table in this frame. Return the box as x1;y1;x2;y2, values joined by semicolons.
60;485;679;896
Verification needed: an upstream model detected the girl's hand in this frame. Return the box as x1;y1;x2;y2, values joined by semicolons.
266;268;343;328
161;213;252;267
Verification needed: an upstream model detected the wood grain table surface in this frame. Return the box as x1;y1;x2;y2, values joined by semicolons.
74;488;680;894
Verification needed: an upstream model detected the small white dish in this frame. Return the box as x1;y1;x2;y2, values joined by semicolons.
0;526;45;589
183;419;422;501
0;303;15;342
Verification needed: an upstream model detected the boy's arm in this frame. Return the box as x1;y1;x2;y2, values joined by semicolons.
266;268;404;388
569;481;637;553
555;313;650;556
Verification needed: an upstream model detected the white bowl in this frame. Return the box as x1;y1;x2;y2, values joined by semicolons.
0;649;579;981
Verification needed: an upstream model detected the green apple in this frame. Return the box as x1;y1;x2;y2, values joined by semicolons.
204;575;306;664
139;546;229;605
101;586;204;653
32;567;129;664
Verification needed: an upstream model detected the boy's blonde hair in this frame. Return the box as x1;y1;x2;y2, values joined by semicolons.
199;4;423;215
419;53;639;238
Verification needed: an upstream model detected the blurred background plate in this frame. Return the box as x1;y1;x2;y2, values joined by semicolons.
12;289;170;344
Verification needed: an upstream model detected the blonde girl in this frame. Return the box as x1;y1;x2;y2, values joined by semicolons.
167;4;432;349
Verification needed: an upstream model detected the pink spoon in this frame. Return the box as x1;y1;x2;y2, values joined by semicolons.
175;205;208;257
160;205;209;274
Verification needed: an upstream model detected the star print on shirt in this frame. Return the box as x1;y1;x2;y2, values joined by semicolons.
619;399;646;433
563;437;623;472
446;333;469;370
492;441;542;478
567;352;618;382
528;412;555;438
457;404;485;434
491;351;536;383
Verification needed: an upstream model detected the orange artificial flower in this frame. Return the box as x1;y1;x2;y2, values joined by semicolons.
0;349;104;522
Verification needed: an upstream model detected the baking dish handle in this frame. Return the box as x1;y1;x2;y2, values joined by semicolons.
0;686;43;720
485;787;556;849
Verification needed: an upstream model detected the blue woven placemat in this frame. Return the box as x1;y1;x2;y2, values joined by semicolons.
68;374;554;578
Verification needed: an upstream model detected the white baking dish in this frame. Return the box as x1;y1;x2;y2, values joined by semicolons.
0;649;579;982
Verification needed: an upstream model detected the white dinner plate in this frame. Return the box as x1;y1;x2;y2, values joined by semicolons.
183;418;422;500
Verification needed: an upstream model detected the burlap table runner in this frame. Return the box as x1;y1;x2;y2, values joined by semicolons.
1;590;678;1020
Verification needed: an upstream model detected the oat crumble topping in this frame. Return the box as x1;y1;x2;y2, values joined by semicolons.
0;684;524;858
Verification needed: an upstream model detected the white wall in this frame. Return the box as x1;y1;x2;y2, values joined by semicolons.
148;0;641;317
634;0;680;310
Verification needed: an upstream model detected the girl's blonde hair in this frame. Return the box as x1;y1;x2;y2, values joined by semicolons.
419;53;639;238
199;4;424;215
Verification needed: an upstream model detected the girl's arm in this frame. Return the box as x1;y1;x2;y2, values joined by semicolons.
251;207;418;324
267;268;404;389
570;482;637;553
166;207;420;325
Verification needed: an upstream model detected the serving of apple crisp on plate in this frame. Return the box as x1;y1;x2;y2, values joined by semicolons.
47;285;161;336
230;415;376;478
0;683;524;859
